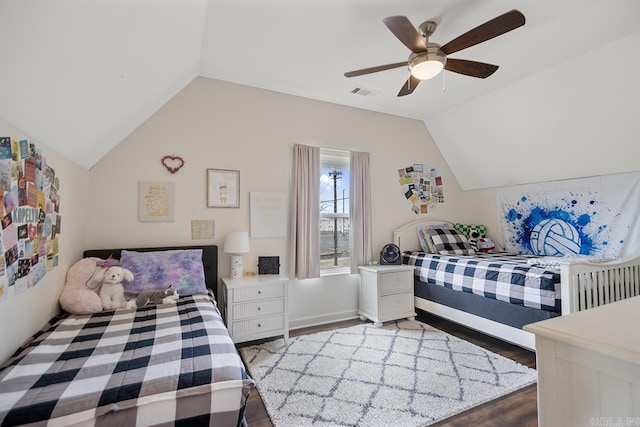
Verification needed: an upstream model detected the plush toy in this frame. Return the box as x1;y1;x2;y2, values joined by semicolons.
125;285;179;309
477;237;496;253
96;266;134;311
467;228;486;252
59;257;105;315
86;257;119;289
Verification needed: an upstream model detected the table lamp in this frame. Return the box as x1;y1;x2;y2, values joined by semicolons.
224;231;250;278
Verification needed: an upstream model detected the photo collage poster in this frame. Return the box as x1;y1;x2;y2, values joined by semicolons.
0;136;61;303
398;164;444;214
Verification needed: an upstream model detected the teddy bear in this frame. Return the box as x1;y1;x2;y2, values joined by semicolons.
59;257;105;315
96;266;134;311
125;285;179;309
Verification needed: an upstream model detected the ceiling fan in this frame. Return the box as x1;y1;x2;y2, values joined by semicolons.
344;10;525;96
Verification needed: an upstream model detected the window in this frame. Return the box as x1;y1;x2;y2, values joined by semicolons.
319;150;350;273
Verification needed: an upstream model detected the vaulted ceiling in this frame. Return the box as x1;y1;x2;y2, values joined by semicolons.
1;1;639;189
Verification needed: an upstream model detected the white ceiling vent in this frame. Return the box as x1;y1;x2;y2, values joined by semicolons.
350;87;378;97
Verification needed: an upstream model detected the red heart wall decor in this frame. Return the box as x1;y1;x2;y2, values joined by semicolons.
161;155;185;174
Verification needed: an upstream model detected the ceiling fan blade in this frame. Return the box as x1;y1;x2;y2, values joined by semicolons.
444;58;499;78
383;16;428;53
398;75;421;97
440;10;525;55
344;61;407;78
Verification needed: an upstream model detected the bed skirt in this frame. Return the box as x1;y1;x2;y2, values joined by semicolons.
414;278;559;329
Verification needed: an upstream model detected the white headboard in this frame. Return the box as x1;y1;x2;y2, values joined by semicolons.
393;219;455;252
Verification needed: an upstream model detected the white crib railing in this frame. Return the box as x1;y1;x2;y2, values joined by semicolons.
560;258;640;314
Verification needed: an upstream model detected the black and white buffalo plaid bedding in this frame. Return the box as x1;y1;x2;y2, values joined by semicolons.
0;293;254;427
404;251;561;312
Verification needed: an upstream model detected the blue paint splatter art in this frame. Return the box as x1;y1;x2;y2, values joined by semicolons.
502;192;615;256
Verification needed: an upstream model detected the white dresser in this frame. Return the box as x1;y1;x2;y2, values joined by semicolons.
358;265;416;327
222;275;289;345
525;296;640;426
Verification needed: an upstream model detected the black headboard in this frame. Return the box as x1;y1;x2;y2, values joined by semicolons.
83;245;218;296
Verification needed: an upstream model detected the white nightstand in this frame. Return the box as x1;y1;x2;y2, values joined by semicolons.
222;275;289;345
358;265;416;327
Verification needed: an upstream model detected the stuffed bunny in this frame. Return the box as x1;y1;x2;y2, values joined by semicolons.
59;258;104;315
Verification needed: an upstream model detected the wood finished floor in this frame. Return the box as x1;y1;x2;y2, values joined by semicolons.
238;311;538;427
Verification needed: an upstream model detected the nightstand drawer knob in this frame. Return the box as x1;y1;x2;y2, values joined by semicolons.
258;323;262;328
258;290;262;294
257;307;261;311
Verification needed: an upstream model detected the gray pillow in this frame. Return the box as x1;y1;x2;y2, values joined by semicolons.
426;228;475;255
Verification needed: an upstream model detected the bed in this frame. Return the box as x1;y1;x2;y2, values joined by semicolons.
394;219;640;350
0;245;254;427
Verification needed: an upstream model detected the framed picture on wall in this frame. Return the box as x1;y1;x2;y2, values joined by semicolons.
207;169;240;208
139;181;175;221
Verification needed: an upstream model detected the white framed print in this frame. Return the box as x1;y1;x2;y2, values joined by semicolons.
250;192;287;238
207;169;239;208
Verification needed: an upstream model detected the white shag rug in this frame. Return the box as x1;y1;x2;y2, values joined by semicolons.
240;320;536;427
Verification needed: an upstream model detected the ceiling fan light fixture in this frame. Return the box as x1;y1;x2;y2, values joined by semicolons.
409;48;446;80
410;59;444;80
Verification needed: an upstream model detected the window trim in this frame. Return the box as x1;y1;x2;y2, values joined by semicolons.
320;212;349;219
320;266;351;277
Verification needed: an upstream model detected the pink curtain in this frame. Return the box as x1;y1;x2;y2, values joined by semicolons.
350;151;372;273
288;144;320;279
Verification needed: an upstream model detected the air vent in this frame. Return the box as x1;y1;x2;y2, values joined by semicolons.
350;87;378;97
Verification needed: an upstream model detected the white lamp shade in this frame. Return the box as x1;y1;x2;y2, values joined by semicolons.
224;231;250;254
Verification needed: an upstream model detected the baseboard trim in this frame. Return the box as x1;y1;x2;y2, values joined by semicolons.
289;310;359;331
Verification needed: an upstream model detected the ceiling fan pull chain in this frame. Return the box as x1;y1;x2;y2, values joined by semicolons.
442;70;446;92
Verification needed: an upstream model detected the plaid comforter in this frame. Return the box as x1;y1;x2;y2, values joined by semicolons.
404;252;561;312
0;293;254;426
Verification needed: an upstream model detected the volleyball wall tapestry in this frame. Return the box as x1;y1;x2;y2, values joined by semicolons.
497;171;640;258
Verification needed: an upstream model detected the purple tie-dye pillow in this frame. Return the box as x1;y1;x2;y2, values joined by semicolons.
120;249;207;296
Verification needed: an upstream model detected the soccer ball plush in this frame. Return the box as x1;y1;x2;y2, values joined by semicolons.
467;228;486;252
477;237;495;253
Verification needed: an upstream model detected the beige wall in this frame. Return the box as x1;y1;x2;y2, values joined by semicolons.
87;77;495;328
0;76;498;362
0;119;89;363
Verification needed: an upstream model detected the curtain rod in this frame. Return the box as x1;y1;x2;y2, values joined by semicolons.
321;148;374;157
291;144;374;156
296;146;373;156
320;148;349;155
